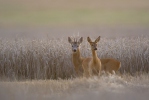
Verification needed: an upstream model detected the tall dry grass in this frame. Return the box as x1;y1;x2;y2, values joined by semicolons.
0;36;149;80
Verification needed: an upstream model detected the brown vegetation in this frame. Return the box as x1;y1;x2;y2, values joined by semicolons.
0;36;149;80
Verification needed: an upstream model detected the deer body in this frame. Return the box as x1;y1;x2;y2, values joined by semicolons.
101;58;121;74
82;36;101;77
90;48;101;74
72;48;84;76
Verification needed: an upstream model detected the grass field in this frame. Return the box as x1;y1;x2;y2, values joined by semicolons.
0;36;149;80
1;10;149;26
0;74;149;100
0;0;149;26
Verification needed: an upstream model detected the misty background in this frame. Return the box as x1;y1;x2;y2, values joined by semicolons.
0;0;149;39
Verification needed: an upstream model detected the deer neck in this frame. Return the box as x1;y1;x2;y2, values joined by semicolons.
91;49;98;63
72;49;82;60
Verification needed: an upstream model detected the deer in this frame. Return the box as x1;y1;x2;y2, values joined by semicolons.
68;37;84;77
82;36;102;77
82;36;121;77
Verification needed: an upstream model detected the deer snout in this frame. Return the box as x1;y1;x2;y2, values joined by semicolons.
94;48;97;50
73;49;77;52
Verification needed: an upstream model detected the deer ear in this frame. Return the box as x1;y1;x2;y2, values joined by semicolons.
68;37;72;44
87;37;92;43
95;36;100;43
78;37;83;44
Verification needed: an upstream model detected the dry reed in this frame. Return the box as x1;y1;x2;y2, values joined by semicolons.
0;36;149;80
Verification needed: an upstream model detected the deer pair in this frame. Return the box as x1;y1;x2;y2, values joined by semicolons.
68;36;121;77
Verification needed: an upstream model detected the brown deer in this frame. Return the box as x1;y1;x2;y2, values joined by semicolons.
68;37;84;76
82;36;101;77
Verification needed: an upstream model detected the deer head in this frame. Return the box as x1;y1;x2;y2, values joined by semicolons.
87;36;100;51
68;37;83;53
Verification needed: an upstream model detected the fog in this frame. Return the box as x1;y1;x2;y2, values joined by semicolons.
0;0;149;39
0;26;149;40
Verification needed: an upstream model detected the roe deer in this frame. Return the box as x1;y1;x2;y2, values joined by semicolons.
82;36;101;77
68;37;84;76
